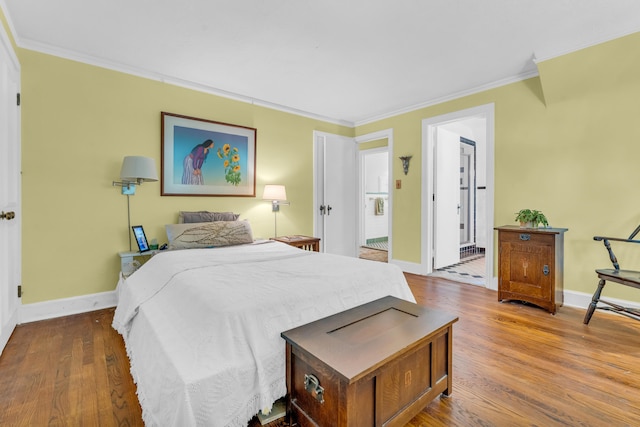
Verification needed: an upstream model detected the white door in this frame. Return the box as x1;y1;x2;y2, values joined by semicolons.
0;29;21;355
434;128;460;269
314;132;357;257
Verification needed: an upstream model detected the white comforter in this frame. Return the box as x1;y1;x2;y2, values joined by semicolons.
112;241;415;427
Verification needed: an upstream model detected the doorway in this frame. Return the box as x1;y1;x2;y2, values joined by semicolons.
421;104;495;289
359;148;389;262
356;129;394;263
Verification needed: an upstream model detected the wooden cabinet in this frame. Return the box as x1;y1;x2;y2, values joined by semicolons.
281;296;458;427
495;225;568;314
271;235;320;252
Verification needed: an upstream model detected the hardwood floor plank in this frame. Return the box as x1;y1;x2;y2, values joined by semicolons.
1;275;639;426
405;273;640;427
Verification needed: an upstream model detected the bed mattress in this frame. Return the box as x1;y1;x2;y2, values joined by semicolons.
112;241;415;427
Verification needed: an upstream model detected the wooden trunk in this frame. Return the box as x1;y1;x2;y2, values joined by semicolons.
281;296;458;427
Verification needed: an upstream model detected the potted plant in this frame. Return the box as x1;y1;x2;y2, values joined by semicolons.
515;209;549;228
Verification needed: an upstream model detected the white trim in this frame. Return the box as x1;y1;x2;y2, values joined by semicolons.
0;1;20;70
563;289;640;311
355;71;536;127
6;7;639;129
355;128;394;262
19;290;117;324
391;259;423;276
421;104;495;288
14;284;640;325
16;38;353;128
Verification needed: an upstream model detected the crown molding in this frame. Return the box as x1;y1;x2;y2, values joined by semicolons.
14;26;640;130
354;69;539;127
0;0;20;69
17;37;355;128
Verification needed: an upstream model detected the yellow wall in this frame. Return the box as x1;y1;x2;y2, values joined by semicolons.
19;50;351;304
15;11;640;305
358;31;640;302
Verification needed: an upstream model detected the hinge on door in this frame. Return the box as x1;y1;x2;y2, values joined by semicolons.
17;285;22;298
17;93;20;106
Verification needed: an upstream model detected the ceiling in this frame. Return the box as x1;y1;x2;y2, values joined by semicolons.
4;0;640;126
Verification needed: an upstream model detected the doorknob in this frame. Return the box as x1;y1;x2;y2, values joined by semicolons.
319;205;326;215
327;205;332;215
1;211;15;220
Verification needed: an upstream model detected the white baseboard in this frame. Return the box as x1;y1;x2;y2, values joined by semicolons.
391;259;424;275
563;289;640;311
15;284;640;325
391;261;640;313
19;291;117;324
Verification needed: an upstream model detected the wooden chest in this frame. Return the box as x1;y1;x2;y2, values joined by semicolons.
495;225;568;314
280;296;458;427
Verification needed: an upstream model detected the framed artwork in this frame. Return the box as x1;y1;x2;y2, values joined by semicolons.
161;112;256;196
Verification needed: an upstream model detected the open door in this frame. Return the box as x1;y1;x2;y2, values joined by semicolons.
0;26;21;355
314;132;357;257
433;128;460;269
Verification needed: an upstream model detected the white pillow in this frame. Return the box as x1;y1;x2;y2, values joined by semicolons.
166;220;254;250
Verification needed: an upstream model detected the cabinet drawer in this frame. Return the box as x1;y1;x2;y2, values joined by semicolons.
499;230;554;245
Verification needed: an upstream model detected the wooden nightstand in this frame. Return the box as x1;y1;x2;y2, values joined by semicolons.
271;235;320;252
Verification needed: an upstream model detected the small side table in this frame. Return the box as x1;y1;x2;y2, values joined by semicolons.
270;235;320;252
119;250;159;276
495;225;568;314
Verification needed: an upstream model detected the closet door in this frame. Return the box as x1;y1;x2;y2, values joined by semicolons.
0;25;21;356
314;132;357;257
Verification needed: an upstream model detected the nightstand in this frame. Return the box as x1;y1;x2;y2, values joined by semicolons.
119;250;158;276
270;235;320;252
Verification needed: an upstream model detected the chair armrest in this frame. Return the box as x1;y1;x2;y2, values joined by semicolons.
594;236;640;244
594;230;640;271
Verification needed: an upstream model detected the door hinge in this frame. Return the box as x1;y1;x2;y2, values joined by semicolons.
16;93;20;106
17;285;22;298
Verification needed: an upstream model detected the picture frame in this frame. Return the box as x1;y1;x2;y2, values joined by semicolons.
161;112;257;197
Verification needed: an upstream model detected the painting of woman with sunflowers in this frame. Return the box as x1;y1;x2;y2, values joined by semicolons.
161;112;256;196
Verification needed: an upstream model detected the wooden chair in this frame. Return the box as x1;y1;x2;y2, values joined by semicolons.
584;225;640;324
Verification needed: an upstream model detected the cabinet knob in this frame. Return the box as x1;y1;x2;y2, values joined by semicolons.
519;233;530;241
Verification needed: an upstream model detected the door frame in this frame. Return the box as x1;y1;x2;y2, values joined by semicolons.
421;104;496;289
356;129;394;262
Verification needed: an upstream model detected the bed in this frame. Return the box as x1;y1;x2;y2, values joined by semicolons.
112;224;415;427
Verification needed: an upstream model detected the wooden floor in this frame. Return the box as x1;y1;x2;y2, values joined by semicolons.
1;274;639;426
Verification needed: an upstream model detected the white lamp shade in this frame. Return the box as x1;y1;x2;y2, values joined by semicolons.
120;156;158;182
262;184;287;201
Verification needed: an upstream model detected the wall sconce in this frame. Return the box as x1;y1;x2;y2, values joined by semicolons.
399;155;412;175
112;156;158;251
262;184;290;237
